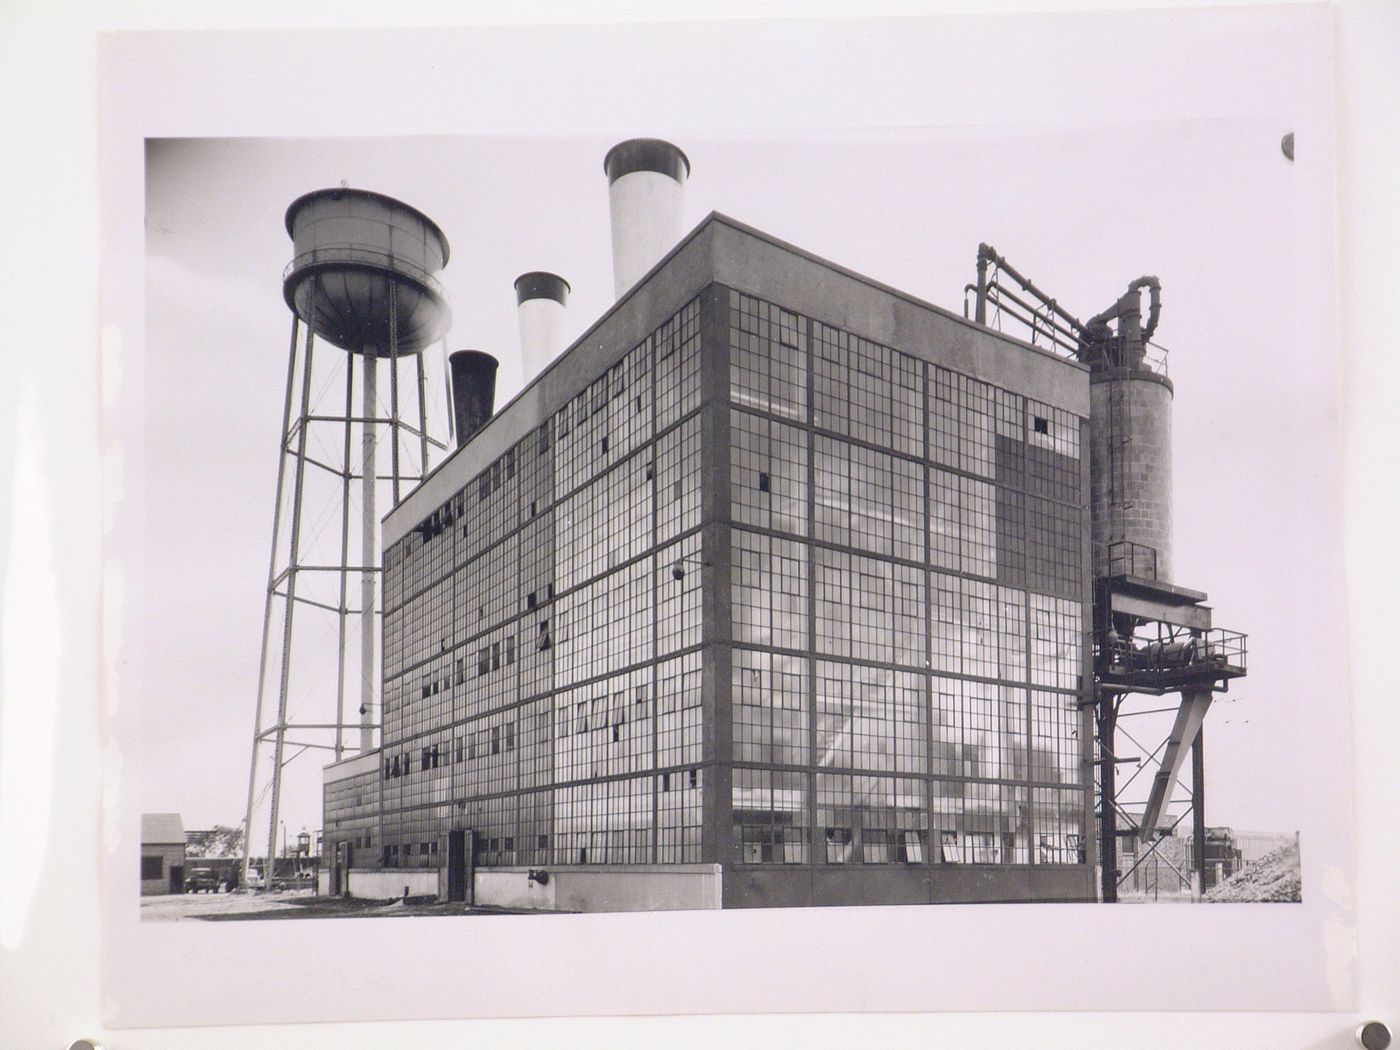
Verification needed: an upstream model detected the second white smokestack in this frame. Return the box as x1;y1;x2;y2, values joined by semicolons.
604;138;690;298
514;271;570;379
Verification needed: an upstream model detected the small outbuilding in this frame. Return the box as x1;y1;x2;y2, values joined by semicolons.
140;813;186;896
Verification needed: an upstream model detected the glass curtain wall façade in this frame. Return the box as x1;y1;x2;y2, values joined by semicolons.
372;280;1088;884
728;289;1089;870
379;296;707;870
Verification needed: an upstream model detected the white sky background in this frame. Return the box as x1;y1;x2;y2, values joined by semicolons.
142;120;1335;844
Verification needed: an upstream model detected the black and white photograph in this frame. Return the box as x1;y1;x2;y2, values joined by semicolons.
139;128;1305;920
3;3;1392;1044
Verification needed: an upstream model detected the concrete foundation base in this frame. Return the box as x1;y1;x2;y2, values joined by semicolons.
340;868;439;900
474;864;722;912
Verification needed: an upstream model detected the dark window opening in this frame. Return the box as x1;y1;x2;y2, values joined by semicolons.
688;768;698;789
758;471;771;493
1033;416;1049;434
526;591;537;610
141;856;162;880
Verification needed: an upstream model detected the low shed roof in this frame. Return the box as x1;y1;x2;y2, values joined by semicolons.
141;812;186;846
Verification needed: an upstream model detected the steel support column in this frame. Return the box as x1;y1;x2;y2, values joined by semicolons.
1192;727;1207;896
242;311;301;888
388;281;401;505
415;347;430;479
361;352;377;755
334;357;354;760
1097;693;1119;903
265;286;318;890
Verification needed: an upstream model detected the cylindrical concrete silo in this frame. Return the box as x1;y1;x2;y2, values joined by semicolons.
604;138;690;298
1083;280;1173;582
514;271;570;379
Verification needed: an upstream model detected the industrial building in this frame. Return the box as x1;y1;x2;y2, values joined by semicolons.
309;140;1110;911
272;138;1245;911
140;812;186;896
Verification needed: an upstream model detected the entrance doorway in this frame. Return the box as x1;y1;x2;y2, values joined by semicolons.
447;829;468;902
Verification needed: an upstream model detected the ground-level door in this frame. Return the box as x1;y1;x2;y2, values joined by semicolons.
169;864;183;894
446;829;473;903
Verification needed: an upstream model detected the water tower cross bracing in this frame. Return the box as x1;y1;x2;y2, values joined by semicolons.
241;188;452;884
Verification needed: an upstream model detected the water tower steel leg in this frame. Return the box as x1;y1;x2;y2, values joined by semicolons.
361;352;377;755
441;339;455;444
266;295;318;889
242;312;301;887
333;357;354;761
388;281;401;505
415;349;430;478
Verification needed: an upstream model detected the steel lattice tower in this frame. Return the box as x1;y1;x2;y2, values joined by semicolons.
241;188;452;887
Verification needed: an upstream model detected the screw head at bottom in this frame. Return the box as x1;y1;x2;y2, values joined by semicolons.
1358;1021;1392;1050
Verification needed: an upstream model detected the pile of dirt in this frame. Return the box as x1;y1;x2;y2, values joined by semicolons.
1204;840;1301;903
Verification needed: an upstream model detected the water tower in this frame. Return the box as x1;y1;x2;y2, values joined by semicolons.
241;187;452;886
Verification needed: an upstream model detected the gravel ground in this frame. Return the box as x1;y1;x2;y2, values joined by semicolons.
141;890;527;921
140;889;319;921
1204;841;1302;902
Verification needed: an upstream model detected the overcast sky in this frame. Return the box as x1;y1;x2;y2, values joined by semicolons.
140;120;1338;848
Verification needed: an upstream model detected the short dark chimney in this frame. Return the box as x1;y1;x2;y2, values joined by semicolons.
449;350;499;449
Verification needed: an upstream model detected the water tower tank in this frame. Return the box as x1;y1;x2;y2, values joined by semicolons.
283;188;451;355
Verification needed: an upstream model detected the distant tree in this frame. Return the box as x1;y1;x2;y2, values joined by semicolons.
185;825;245;859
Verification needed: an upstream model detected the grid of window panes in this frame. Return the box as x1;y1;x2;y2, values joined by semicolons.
378;296;706;868
322;764;382;864
727;288;1088;869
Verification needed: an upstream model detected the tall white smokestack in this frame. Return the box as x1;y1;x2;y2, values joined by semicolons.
604;138;690;298
514;271;570;379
